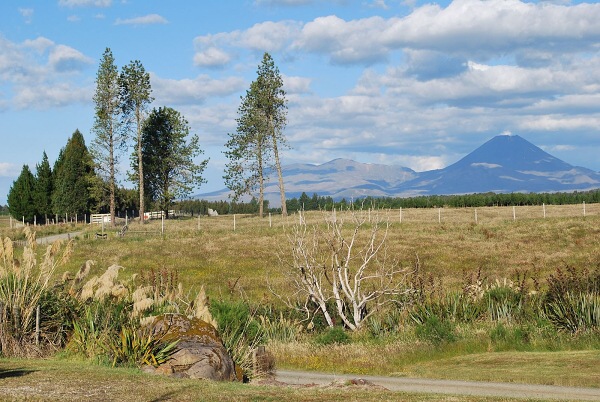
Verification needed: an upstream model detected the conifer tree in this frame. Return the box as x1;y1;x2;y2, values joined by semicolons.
34;151;53;223
135;107;208;216
7;165;36;223
52;130;95;218
92;48;126;226
224;52;289;217
121;59;153;224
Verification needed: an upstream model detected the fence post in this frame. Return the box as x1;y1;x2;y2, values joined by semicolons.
234;214;236;231
475;208;478;224
438;208;441;224
269;213;272;228
513;206;516;221
13;306;21;333
543;203;546;219
583;201;586;217
399;207;402;223
36;305;40;345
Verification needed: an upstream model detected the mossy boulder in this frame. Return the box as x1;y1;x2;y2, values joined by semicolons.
148;313;240;381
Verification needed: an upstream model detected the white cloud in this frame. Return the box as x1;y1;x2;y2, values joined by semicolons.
519;116;600;131
67;15;81;22
294;15;391;64
193;21;301;66
0;36;93;110
49;44;93;72
196;1;600;67
0;163;19;177
151;74;246;105
115;14;168;26
193;47;231;68
58;0;112;7
13;83;92;109
282;74;311;94
19;8;34;24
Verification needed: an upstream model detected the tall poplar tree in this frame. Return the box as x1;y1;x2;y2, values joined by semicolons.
92;48;125;226
224;52;289;217
121;59;153;224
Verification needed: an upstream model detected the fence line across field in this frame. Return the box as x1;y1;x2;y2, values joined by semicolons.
2;202;598;234
192;202;600;232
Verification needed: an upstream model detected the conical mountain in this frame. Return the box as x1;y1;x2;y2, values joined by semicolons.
397;135;600;195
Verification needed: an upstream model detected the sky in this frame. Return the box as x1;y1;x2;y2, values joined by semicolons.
1;0;600;206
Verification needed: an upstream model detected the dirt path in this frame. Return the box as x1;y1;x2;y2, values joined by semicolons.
36;231;83;245
275;369;600;400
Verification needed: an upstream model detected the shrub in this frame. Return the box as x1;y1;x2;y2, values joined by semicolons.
414;315;456;345
544;291;600;333
258;313;303;343
102;325;179;368
485;283;524;322
410;293;484;325
0;229;73;357
210;299;265;379
314;326;351;345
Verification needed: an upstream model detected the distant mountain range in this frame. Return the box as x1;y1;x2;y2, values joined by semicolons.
196;135;600;206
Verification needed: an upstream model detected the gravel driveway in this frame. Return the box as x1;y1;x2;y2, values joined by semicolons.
275;369;600;400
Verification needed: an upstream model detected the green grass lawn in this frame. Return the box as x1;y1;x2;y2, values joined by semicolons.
0;357;550;402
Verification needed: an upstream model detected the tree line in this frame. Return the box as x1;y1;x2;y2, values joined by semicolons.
7;131;139;224
7;48;207;224
284;190;600;212
7;50;289;224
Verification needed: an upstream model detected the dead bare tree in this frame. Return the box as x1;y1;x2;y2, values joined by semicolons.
275;209;412;331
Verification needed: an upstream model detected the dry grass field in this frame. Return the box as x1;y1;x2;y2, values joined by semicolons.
2;204;599;393
48;204;600;301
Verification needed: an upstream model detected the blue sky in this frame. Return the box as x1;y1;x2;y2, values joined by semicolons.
2;0;600;205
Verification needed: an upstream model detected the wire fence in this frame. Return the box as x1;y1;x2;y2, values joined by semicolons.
186;202;600;232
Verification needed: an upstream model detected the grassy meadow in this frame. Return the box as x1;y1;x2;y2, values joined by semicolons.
1;204;600;393
51;204;600;298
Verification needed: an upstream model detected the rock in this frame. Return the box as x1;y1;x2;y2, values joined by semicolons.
149;313;240;381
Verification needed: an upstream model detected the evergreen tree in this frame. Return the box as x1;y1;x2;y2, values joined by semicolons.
33;151;53;223
224;52;289;218
92;48;126;226
52;130;95;218
7;165;36;223
135;107;208;216
121;59;153;224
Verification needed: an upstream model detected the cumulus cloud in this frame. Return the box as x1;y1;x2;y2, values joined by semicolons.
196;1;600;68
193;47;232;68
13;83;92;109
49;45;93;72
151;74;246;105
115;14;168;26
282;74;312;94
294;15;391;64
0;36;93;110
193;21;302;66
